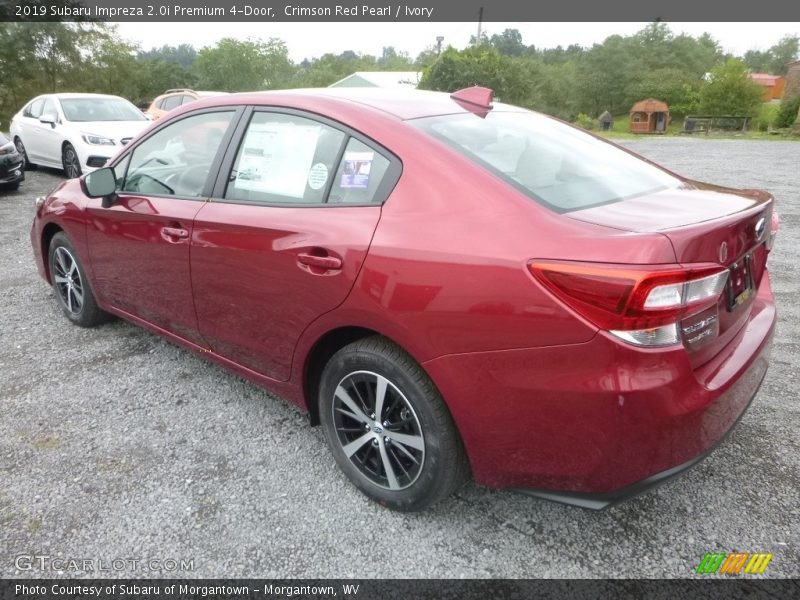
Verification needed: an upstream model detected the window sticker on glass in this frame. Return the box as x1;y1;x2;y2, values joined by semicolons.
307;162;328;190
235;121;321;198
340;151;374;189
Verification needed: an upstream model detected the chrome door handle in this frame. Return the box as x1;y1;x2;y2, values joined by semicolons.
297;252;342;270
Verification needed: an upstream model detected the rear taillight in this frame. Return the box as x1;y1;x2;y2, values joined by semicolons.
528;261;729;347
767;210;779;251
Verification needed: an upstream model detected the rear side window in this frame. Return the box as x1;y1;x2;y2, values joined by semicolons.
162;95;182;111
224;111;399;206
225;112;346;205
328;138;391;205
410;111;679;212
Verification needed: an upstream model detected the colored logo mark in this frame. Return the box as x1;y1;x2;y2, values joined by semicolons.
696;552;773;575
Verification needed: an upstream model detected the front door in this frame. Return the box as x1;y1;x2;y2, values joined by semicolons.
191;109;399;381
85;109;240;344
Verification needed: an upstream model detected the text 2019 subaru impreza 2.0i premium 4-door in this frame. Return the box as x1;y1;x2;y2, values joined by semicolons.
29;87;778;511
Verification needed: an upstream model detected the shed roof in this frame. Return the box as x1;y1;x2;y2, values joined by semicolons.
328;71;421;89
749;73;783;86
630;98;669;113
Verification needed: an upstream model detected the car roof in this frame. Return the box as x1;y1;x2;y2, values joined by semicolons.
51;93;129;100
205;88;522;121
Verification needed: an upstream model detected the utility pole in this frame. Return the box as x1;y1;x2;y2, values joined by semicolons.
476;6;483;45
436;36;444;55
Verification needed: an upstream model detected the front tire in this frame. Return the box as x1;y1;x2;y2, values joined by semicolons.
62;143;82;179
48;232;110;327
319;336;470;511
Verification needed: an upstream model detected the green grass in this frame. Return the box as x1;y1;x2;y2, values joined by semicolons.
589;115;799;141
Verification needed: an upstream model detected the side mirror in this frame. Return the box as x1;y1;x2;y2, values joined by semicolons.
83;167;117;203
39;113;57;126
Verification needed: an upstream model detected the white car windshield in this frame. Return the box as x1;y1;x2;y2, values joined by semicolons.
410;111;680;212
60;98;146;122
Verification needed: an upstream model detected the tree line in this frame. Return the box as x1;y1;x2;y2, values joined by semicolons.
1;22;798;129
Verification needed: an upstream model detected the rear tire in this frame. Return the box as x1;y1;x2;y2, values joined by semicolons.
319;336;470;511
47;232;111;327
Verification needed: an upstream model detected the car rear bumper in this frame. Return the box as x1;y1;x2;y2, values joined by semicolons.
423;271;776;502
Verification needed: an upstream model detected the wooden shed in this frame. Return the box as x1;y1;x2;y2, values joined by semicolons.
629;98;670;134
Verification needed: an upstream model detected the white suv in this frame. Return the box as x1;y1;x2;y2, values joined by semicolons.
10;93;150;178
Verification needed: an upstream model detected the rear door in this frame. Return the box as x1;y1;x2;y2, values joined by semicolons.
190;107;401;381
85;108;242;344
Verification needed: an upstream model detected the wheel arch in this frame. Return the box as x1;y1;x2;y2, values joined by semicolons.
41;222;64;283
302;326;378;426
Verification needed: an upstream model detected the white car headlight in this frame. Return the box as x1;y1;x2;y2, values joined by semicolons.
81;133;115;146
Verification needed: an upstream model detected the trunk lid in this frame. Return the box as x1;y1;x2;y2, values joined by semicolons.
568;182;774;367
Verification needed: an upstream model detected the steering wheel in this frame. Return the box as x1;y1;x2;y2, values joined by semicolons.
175;165;210;197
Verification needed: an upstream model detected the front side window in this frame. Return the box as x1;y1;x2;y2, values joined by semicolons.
114;153;131;190
41;97;57;119
410;111;680;212
120;111;234;198
225;112;346;204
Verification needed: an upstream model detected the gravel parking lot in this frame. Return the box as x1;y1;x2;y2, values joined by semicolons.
1;138;798;579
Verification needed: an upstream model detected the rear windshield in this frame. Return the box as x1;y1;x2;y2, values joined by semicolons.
410;111;679;212
60;97;146;122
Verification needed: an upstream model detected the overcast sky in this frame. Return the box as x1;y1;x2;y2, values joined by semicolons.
114;22;800;62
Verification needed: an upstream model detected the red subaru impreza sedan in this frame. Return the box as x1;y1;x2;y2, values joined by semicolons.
30;87;777;511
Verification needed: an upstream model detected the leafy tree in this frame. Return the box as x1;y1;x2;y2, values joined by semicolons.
137;44;197;70
575;35;643;115
377;46;414;70
194;38;292;92
768;35;799;75
490;28;526;57
414;46;440;70
776;94;800;128
419;46;533;107
292;51;379;88
743;49;772;73
743;35;799;75
630;68;703;116
82;31;142;99
699;58;764;115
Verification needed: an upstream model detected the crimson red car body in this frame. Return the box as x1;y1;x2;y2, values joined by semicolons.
30;88;776;508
